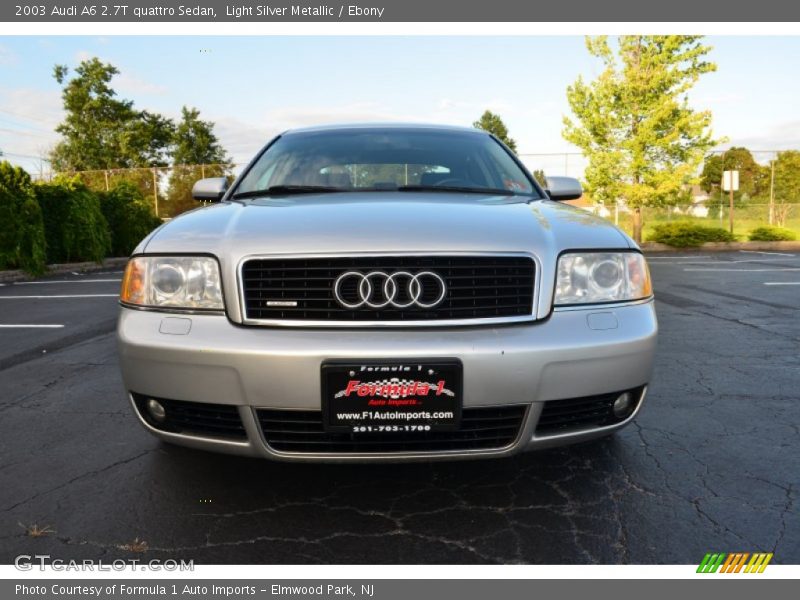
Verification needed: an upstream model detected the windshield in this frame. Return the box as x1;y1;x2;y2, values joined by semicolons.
235;129;540;197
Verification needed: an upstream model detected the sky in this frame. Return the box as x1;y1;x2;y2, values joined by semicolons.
1;35;800;177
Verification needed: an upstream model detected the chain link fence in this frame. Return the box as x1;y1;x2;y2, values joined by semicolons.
580;203;799;240
519;149;799;238
34;149;798;238
40;163;243;219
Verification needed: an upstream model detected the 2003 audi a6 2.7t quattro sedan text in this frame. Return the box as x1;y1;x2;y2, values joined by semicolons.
117;124;657;461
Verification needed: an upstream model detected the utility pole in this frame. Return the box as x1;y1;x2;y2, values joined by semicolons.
152;168;159;217
718;151;726;227
722;168;739;235
769;158;775;226
729;177;734;235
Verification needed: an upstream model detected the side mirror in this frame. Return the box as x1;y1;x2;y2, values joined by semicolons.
545;176;583;201
192;177;229;202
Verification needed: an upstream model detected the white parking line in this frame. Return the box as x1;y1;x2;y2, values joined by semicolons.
0;294;119;299
739;250;796;257
0;324;65;328
763;282;800;286
647;255;711;260
14;279;122;285
679;258;798;264
685;268;800;272
654;258;800;265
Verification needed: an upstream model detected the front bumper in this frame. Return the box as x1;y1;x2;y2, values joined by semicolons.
117;300;657;461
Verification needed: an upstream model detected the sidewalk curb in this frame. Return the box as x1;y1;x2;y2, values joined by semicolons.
0;257;129;283
640;241;800;253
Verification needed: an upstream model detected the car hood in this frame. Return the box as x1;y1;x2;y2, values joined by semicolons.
144;192;632;257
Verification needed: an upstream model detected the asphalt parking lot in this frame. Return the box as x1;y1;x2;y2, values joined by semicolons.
0;250;797;564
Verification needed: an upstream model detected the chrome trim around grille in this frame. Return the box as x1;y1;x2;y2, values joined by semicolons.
236;251;542;328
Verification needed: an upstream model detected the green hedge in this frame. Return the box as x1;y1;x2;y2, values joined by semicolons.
0;163;163;274
0;162;47;273
99;181;162;256
647;221;737;247
748;226;797;242
35;178;111;263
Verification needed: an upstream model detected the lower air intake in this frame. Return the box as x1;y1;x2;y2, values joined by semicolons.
257;405;528;453
132;393;247;441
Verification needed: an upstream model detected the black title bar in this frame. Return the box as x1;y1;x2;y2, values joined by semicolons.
3;0;798;22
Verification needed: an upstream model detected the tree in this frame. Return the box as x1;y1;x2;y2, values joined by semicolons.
563;36;721;242
700;147;767;198
170;106;228;166
164;106;230;216
772;150;800;226
532;169;548;187
473;110;517;153
50;58;174;171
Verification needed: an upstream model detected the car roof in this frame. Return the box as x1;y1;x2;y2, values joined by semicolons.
282;122;488;136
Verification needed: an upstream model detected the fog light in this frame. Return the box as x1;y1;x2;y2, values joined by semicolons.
146;399;166;422
612;392;635;419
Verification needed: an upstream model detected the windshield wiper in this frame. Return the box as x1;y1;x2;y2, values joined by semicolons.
397;185;528;196
232;185;344;199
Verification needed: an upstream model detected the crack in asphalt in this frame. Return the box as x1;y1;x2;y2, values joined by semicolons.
631;422;764;550
0;363;98;414
39;529;508;563
5;446;658;564
772;483;795;554
0;321;118;373
674;283;800;312
692;309;800;342
1;450;153;514
181;467;617;563
744;475;796;555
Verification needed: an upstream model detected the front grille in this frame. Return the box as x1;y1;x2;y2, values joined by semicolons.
241;255;535;323
132;393;247;441
257;405;528;453
535;387;645;435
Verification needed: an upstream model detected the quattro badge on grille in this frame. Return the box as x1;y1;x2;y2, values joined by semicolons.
333;270;447;309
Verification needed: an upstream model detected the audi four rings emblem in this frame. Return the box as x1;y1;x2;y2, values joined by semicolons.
333;271;447;309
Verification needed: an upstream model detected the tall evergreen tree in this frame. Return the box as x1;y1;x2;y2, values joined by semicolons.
473;110;518;153
165;106;230;216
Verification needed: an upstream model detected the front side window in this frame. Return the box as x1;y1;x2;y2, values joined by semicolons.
235;129;539;197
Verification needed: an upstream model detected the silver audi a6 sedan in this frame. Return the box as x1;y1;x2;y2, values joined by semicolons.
117;123;657;462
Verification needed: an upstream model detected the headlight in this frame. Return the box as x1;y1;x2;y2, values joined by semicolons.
120;256;224;310
554;252;652;306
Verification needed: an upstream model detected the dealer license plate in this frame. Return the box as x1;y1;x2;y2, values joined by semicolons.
321;360;462;433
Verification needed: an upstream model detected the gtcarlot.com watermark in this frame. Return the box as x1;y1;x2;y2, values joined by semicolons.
15;554;194;572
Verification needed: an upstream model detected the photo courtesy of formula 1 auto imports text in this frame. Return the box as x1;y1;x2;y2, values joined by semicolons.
0;0;798;598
